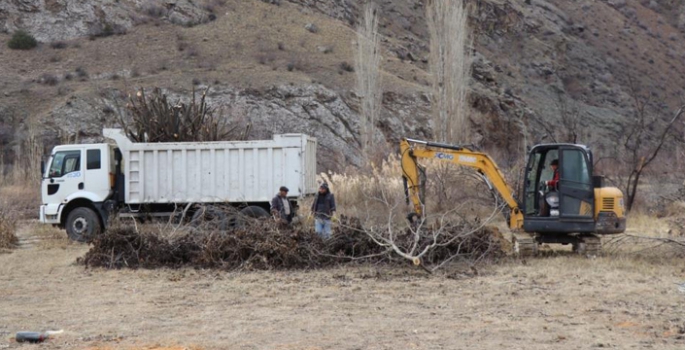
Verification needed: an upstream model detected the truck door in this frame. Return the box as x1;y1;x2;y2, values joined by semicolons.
558;147;594;219
44;149;84;205
84;148;111;199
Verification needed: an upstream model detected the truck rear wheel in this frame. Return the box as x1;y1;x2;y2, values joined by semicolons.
240;206;269;218
66;207;102;242
191;206;228;231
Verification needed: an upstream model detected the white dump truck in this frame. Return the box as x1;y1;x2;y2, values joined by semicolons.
40;129;318;241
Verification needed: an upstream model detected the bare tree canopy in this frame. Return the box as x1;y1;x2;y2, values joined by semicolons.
605;77;685;212
427;0;473;144
354;3;383;155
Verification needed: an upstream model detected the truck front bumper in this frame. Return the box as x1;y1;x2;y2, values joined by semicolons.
40;204;62;224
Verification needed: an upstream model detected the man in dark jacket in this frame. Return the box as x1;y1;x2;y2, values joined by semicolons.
311;183;336;239
271;186;293;224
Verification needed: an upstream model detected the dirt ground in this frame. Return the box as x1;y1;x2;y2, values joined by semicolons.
1;221;684;350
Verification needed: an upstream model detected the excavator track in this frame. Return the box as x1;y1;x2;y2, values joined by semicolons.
572;234;602;257
512;233;538;257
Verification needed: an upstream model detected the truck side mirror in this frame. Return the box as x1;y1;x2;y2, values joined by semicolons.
40;159;45;177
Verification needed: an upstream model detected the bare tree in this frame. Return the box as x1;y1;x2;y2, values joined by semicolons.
18;120;43;183
532;91;586;144
427;0;473;144
610;77;685;212
354;3;383;155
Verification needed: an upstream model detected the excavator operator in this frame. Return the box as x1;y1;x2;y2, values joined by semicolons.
546;159;560;189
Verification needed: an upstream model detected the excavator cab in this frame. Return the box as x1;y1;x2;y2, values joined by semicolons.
522;144;596;233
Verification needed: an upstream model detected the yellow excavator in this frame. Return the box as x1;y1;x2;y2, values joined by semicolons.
400;138;626;256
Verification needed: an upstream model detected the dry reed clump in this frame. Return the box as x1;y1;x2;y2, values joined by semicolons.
0;185;41;220
320;157;404;221
0;185;31;250
0;208;18;250
321;155;502;223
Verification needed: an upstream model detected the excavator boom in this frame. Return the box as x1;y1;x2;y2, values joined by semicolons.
400;138;524;229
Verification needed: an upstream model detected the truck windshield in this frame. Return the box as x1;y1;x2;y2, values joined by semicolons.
49;150;81;178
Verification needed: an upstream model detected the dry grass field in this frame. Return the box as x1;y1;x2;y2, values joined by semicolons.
1;218;684;350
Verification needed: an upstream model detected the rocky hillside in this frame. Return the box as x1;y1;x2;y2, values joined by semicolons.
1;0;684;171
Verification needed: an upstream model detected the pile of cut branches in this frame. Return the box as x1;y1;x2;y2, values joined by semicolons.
119;87;251;142
604;233;685;257
81;215;505;271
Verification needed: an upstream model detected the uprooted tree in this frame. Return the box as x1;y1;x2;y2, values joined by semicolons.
322;162;508;272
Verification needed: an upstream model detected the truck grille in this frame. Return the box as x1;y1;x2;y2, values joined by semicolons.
602;198;615;211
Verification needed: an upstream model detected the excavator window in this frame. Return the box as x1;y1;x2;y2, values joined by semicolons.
559;149;593;217
524;153;541;215
560;149;591;188
523;148;559;216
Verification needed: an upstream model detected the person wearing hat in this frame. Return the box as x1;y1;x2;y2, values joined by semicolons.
271;186;294;224
546;159;560;189
311;182;336;239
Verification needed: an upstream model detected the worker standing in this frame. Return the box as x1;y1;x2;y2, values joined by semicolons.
311;183;336;239
270;186;293;224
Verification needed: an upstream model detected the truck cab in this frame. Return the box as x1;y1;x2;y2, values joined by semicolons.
40;144;115;240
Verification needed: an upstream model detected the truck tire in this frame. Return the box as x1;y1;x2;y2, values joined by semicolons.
240;206;269;218
66;207;102;242
191;206;228;231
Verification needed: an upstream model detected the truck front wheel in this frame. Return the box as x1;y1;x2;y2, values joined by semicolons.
66;207;102;242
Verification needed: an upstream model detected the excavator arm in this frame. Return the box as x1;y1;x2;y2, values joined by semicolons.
400;138;524;229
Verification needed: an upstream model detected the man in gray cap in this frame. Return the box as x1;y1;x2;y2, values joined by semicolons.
311;182;336;239
271;186;293;224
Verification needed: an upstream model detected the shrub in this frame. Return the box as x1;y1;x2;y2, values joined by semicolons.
75;67;89;80
7;30;38;50
102;23;115;37
339;61;354;72
143;4;166;18
89;22;127;39
50;41;67;49
39;73;59;86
